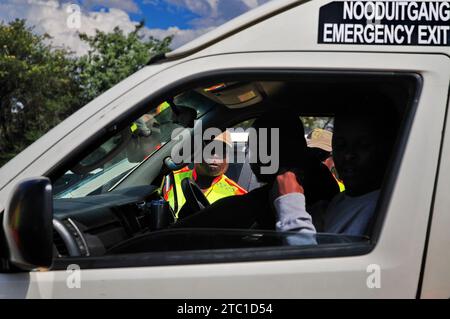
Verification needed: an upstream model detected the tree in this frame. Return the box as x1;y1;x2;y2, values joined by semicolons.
0;20;173;167
0;19;81;166
75;22;172;104
302;117;334;133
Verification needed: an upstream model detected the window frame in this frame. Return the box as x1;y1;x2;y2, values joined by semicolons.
48;69;422;271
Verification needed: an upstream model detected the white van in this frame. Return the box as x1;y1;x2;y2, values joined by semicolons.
0;0;449;299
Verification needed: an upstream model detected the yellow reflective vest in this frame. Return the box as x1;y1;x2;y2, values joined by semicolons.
160;166;247;218
337;180;345;192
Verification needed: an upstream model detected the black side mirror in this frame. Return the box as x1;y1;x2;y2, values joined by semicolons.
3;177;53;270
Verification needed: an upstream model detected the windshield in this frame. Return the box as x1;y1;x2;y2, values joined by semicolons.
54;98;211;199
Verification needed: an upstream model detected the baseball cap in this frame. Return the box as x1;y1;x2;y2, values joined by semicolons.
307;128;332;153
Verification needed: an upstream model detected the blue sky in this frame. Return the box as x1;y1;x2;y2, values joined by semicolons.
84;0;203;29
131;1;200;29
0;0;271;54
88;0;271;29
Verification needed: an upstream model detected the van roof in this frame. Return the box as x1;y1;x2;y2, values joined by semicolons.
160;0;450;62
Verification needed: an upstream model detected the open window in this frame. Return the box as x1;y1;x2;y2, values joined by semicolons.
50;71;419;270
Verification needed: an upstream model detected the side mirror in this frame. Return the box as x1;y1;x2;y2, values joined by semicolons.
3;177;53;270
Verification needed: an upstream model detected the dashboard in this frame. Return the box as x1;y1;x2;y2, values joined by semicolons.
52;184;369;259
53;185;161;257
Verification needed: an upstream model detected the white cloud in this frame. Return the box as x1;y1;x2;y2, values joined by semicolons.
163;0;272;28
165;0;216;16
242;0;259;9
81;0;141;14
0;0;272;56
0;1;144;55
147;0;273;46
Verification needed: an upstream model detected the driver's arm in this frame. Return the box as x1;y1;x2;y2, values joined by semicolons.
273;171;316;234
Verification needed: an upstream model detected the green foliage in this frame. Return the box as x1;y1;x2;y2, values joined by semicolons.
0;19;172;167
301;117;334;133
75;23;172;104
0;19;81;166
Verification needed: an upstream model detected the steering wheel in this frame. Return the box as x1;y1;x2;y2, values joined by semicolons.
180;178;210;216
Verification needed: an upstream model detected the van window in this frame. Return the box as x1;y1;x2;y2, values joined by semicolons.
51;74;418;269
53;99;213;198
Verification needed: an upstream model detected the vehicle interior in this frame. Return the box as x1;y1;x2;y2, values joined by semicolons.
47;72;419;268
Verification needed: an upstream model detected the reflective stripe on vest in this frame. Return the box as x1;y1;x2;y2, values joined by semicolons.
161;167;246;217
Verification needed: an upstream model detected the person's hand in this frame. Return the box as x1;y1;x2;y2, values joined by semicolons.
275;171;304;197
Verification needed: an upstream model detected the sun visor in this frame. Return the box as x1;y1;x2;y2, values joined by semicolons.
199;82;263;109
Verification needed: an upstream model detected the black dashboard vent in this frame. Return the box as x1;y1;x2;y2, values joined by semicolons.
53;229;69;257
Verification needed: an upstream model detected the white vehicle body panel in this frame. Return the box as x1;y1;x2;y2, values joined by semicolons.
172;0;450;58
421;95;450;299
0;0;449;298
1;52;448;298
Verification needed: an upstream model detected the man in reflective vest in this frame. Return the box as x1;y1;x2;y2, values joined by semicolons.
161;131;247;218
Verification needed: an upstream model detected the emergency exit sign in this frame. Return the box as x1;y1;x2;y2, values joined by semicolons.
318;1;450;46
